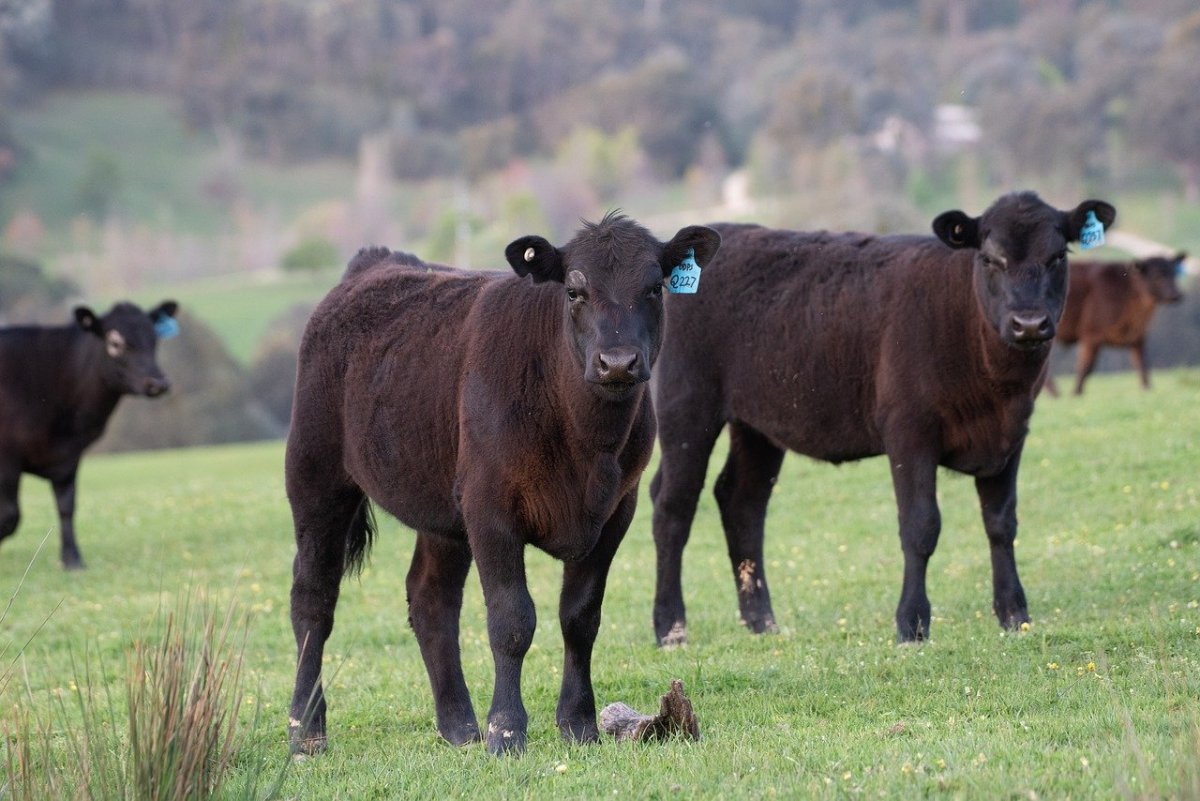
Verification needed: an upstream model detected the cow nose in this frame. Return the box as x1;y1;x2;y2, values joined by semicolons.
1009;313;1053;342
596;347;639;383
144;377;171;397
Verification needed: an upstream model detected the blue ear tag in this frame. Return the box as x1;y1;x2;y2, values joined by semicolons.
668;247;701;294
1079;210;1105;250
1176;260;1187;278
154;315;180;340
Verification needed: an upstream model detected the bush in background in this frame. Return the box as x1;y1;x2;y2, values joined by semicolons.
279;236;339;273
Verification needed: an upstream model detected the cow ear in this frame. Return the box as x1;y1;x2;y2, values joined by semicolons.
1063;200;1116;242
932;210;980;249
149;300;179;321
74;306;103;336
661;225;722;277
1174;250;1189;262
506;235;565;283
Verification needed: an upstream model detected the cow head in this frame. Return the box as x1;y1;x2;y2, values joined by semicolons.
933;192;1117;351
1135;252;1186;304
74;300;179;397
506;213;720;401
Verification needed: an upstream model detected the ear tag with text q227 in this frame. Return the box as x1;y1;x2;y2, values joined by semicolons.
668;248;701;294
1079;210;1105;250
154;316;180;340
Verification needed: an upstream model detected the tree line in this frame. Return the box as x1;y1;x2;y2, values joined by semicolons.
1;0;1197;198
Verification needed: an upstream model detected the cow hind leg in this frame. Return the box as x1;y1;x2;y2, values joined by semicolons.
406;532;480;746
650;417;723;648
287;485;366;756
713;422;785;635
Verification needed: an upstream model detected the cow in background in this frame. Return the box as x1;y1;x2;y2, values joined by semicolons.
650;191;1115;645
1047;253;1186;395
0;301;178;569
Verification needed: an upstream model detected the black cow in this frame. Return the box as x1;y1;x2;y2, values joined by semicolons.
649;191;1115;644
286;213;720;756
0;301;178;569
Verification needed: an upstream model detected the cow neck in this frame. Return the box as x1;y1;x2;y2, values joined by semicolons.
63;329;124;427
546;328;647;457
973;311;1049;394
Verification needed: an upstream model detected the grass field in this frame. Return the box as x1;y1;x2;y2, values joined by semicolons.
2;369;1198;799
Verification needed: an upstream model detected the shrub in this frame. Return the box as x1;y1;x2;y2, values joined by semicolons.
280;237;340;273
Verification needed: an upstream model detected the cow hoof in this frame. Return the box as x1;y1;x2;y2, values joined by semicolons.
440;722;482;747
895;622;929;644
739;615;778;635
289;735;327;757
999;611;1031;631
557;719;599;744
658;621;688;649
62;559;86;571
485;725;526;756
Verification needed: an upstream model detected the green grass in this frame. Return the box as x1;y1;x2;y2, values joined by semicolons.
3;368;1197;798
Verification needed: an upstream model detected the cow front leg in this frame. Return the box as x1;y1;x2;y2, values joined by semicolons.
1073;341;1100;395
887;444;941;642
975;449;1030;631
50;469;83;570
556;490;636;743
1130;342;1150;389
287;488;363;756
0;468;20;545
469;523;534;756
650;416;722;647
406;532;480;746
714;422;785;635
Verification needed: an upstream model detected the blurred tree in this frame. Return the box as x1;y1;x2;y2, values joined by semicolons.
764;68;863;151
553;127;647;203
1128;11;1200;201
76;150;122;220
280;236;339;273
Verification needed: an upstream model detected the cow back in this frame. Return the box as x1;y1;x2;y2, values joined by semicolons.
660;224;979;462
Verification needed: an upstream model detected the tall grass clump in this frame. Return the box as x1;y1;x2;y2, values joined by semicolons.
1;594;284;801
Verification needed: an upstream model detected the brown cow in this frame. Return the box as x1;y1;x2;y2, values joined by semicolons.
649;191;1116;645
286;214;720;756
1049;253;1186;395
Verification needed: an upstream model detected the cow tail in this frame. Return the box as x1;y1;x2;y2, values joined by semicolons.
343;496;377;577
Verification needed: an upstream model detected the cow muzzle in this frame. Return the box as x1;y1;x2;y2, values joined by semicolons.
1006;312;1054;347
589;346;648;396
144;376;171;397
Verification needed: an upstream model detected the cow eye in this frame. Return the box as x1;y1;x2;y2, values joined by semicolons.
566;287;581;302
647;283;663;298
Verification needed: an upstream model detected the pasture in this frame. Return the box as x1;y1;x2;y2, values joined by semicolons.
1;370;1198;799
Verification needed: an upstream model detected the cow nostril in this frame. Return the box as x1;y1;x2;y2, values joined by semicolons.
145;379;170;397
1010;314;1051;340
597;350;638;378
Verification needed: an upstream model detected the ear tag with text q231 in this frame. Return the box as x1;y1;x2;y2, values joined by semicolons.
1079;210;1105;250
154;316;180;340
668;247;701;294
